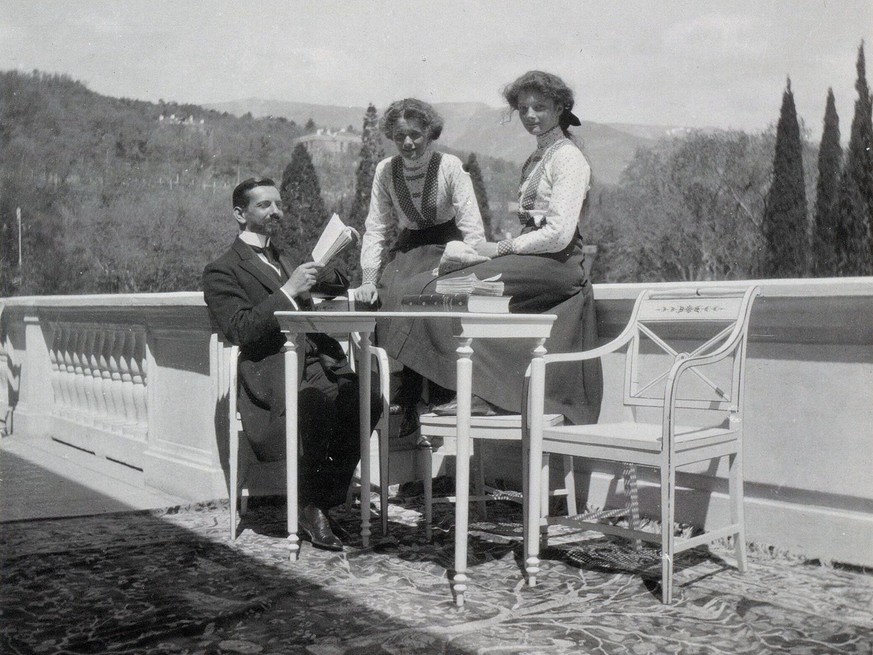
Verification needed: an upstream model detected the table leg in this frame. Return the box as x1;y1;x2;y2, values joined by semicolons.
453;336;474;607
283;336;300;561
525;337;548;585
358;330;372;547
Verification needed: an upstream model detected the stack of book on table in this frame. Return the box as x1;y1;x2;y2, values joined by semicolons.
401;274;511;313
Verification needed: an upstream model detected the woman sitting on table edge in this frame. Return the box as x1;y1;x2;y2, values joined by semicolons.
366;70;603;427
352;98;487;436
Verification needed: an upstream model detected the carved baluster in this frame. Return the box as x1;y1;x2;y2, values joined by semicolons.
48;322;62;415
119;329;137;431
64;325;81;421
56;324;72;414
71;327;90;425
89;327;108;430
61;325;77;420
86;327;102;427
130;329;148;437
55;324;71;414
108;327;126;434
78;327;94;426
99;328;118;433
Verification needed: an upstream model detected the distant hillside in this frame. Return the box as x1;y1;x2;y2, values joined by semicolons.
0;71;518;294
207;99;666;184
208;99;366;133
1;70;788;294
0;71;329;295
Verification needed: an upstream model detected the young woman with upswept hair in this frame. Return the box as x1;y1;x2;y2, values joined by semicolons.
353;98;486;435
387;72;602;425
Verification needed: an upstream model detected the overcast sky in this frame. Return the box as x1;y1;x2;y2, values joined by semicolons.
1;0;871;137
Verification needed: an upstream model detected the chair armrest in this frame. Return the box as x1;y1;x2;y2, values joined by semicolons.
541;329;635;366
660;321;751;446
347;330;392;405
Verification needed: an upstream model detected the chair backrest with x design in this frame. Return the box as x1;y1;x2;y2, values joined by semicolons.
617;287;756;425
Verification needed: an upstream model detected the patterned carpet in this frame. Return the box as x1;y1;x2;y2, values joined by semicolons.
1;493;871;655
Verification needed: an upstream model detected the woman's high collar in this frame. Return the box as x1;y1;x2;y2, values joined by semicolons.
401;148;434;170
535;125;565;150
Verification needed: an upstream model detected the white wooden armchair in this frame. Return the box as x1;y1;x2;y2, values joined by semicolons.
523;286;760;603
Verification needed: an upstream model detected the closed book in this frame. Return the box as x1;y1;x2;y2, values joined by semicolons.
400;293;511;313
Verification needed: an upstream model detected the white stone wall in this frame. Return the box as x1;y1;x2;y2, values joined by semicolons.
1;278;871;566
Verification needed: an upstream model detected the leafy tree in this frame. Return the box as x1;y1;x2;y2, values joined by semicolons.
304;117;317;133
762;79;808;278
811;89;842;276
278;143;328;264
589;131;773;283
464;153;493;238
833;42;873;275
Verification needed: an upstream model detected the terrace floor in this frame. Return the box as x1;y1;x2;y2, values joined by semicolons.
1;434;871;655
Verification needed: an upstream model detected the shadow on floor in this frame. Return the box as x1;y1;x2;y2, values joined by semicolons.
2;471;872;654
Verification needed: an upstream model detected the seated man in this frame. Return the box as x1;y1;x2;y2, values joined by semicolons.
203;177;378;551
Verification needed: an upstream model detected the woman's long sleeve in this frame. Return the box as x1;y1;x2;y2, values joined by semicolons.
511;146;590;254
446;158;486;247
359;160;394;284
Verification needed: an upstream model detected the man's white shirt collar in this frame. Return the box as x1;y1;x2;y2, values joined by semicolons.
238;231;270;249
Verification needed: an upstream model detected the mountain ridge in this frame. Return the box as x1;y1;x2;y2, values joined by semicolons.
206;99;681;184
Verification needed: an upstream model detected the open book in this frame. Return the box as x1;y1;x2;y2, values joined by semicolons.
311;214;360;266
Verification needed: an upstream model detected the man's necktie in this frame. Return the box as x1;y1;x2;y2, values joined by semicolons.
251;244;279;266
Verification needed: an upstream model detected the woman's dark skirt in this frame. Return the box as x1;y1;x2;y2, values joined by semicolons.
382;235;603;425
376;219;463;320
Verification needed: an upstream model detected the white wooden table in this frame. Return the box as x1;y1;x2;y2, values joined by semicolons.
275;310;556;607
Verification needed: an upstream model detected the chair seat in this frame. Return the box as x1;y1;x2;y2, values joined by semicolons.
419;412;563;440
417;411;568;540
542;421;739;453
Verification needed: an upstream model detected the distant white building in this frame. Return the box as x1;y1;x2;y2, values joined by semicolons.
158;114;206;132
294;129;361;163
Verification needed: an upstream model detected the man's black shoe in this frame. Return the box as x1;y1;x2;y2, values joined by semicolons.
298;504;343;551
398;405;420;437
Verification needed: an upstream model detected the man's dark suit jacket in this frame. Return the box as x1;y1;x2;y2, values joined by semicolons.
202;237;352;461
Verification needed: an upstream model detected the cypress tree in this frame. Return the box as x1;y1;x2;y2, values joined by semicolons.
349;104;384;227
762;78;808;278
278;142;328;263
811;89;842;276
833;170;870;275
834;42;873;275
342;104;385;280
464;152;494;239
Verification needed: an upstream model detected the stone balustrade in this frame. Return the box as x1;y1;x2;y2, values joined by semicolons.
1;278;871;568
47;321;148;447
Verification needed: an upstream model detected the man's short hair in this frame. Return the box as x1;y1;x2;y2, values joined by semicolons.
232;177;277;211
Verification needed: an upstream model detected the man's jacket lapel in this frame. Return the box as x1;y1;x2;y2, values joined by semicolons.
233;238;284;292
